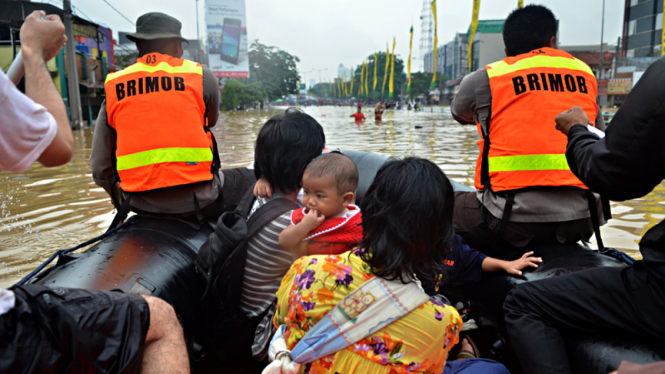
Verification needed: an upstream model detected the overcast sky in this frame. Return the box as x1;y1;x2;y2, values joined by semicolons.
72;0;624;81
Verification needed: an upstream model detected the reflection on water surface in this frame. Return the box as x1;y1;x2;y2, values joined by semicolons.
0;106;660;287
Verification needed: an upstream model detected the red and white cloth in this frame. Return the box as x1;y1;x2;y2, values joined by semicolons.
290;205;363;255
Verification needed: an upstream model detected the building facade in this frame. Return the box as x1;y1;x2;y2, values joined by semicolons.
622;0;663;57
337;63;353;79
468;20;506;72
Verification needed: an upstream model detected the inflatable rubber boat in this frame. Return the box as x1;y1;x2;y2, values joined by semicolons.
20;150;665;374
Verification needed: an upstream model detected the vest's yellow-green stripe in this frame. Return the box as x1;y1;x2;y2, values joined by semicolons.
105;60;202;83
487;55;593;78
488;154;570;172
116;147;212;171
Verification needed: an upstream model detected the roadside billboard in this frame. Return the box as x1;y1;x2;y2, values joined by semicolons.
608;78;632;95
205;0;249;78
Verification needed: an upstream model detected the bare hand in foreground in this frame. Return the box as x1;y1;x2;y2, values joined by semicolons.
503;251;543;276
301;209;325;230
555;106;590;136
253;177;273;198
20;11;67;62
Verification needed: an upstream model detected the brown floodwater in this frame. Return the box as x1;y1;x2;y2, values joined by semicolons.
0;106;661;287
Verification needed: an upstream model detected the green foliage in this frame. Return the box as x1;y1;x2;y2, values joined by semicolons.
114;52;138;69
408;72;449;99
338;52;408;101
246;40;301;100
221;80;243;111
221;80;265;111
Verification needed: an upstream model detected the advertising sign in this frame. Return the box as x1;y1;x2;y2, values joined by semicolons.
597;80;608;96
608;79;632;95
205;0;249;78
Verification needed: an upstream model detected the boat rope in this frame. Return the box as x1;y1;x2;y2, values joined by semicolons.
12;216;138;287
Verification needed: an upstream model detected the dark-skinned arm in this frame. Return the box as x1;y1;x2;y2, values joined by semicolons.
556;58;665;201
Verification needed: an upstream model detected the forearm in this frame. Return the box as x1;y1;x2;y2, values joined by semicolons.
24;52;73;166
565;58;665;200
481;257;507;272
278;223;312;250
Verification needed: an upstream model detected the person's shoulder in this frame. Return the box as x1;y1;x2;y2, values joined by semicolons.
461;68;489;86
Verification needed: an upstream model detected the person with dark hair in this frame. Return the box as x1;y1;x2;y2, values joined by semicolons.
279;152;362;258
451;4;606;253
91;12;255;226
350;105;366;122
239;108;326;319
1;12;190;374
504;55;665;374
266;157;525;374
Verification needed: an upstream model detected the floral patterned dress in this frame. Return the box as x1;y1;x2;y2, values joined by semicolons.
274;249;463;374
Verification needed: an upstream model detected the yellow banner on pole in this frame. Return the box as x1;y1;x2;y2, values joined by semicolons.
468;0;481;73
337;78;341;99
382;43;390;96
389;38;396;99
373;53;378;92
360;63;365;96
431;1;438;89
350;66;355;96
342;74;347;97
364;60;369;97
518;0;523;8
408;25;414;93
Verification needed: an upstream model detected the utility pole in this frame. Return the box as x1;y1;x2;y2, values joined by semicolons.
195;0;201;61
63;0;82;127
312;68;327;98
599;0;606;79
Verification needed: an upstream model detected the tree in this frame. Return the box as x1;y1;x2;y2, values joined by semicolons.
348;52;407;101
221;80;243;111
408;72;449;99
246;40;301;100
221;80;265;111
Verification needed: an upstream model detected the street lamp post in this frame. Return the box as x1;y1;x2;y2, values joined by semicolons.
312;68;327;99
195;0;202;62
599;0;606;79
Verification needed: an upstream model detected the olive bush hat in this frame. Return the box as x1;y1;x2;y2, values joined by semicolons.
125;12;190;44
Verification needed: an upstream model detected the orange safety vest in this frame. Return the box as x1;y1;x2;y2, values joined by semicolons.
104;53;217;193
474;47;598;193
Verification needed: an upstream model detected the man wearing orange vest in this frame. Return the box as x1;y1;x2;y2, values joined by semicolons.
91;12;254;226
451;5;606;252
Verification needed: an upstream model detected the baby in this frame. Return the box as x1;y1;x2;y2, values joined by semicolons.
278;152;363;259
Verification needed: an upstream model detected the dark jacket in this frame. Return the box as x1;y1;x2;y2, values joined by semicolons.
565;57;665;282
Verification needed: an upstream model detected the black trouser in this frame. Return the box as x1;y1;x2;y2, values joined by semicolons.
504;262;665;374
1;285;150;374
454;191;595;253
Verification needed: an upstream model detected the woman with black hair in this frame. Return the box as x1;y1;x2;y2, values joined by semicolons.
266;158;513;374
238;108;326;320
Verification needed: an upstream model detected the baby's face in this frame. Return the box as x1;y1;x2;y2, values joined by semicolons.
302;173;347;218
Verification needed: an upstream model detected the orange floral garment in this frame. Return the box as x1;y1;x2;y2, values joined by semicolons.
274;250;463;374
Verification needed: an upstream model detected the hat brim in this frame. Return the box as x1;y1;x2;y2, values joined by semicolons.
126;32;190;45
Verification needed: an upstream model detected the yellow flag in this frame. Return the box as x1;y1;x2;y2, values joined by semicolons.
518;0;523;8
389;38;396;99
408;25;414;93
382;43;390;95
337;78;341;99
468;0;481;73
431;1;438;89
373;53;378;92
350;66;355;96
364;61;369;97
360;63;366;96
342;74;347;97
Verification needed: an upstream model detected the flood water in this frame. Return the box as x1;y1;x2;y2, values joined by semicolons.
0;106;661;287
